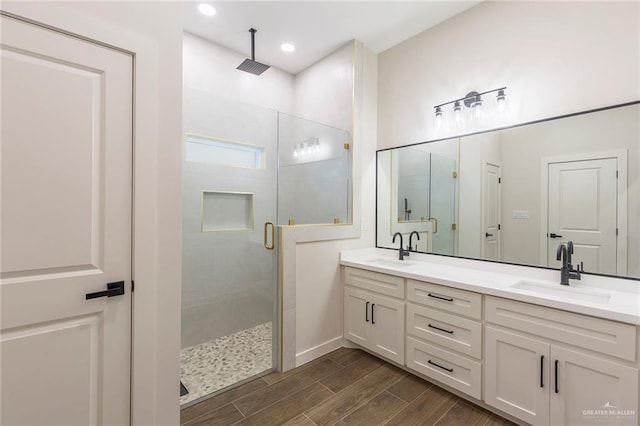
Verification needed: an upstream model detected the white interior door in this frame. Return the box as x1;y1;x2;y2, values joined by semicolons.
547;159;617;274
1;15;133;425
482;162;501;260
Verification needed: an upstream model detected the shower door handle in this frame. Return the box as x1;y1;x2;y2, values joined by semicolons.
428;217;438;234
264;221;275;250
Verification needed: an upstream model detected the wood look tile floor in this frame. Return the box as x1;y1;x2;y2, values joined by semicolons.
181;348;517;426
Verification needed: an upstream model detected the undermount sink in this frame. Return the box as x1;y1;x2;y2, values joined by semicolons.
510;280;611;304
365;257;415;267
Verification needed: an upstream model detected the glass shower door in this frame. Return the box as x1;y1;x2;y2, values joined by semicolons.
430;153;457;255
180;88;279;405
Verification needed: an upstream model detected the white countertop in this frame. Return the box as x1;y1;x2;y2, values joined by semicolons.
340;248;640;325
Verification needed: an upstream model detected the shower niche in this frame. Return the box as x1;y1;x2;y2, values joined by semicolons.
201;191;254;232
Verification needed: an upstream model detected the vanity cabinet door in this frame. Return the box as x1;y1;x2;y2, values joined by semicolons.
367;292;405;364
344;286;370;348
485;326;550;426
343;286;405;364
550;345;638;426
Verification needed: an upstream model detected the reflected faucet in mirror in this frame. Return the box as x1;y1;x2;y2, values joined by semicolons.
392;232;410;260
409;231;420;252
556;241;582;286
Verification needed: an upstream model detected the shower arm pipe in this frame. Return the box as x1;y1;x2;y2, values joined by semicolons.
250;28;256;61
434;86;507;109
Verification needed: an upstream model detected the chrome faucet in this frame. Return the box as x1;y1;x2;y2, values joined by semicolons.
556;241;582;285
408;231;420;252
392;232;410;260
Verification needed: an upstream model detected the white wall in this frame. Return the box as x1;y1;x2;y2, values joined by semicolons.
293;45;378;365
378;1;640;149
293;42;354;131
183;32;295;113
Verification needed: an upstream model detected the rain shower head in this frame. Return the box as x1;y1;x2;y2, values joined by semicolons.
237;28;270;75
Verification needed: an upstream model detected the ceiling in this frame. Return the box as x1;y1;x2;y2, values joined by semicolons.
183;1;481;75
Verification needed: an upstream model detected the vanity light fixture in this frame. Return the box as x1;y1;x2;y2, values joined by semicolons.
293;137;320;159
434;87;507;125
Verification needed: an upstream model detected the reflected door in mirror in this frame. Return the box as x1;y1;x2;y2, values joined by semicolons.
547;158;618;275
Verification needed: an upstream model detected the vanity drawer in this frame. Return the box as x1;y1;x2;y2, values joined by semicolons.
407;280;482;320
407;303;482;359
485;296;636;361
406;336;481;400
344;267;404;299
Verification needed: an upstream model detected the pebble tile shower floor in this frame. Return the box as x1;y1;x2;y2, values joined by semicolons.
180;322;272;405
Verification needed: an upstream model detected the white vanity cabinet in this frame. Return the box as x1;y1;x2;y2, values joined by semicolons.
341;259;639;426
484;296;638;426
343;268;405;364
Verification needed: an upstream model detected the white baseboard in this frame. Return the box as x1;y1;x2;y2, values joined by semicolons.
295;336;347;367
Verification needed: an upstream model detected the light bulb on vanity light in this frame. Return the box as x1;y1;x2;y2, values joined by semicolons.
434;106;443;127
473;95;483;118
453;101;462;123
496;89;507;113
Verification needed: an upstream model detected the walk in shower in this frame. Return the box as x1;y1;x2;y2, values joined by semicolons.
180;88;350;405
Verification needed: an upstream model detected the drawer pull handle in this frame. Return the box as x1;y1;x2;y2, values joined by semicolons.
371;303;375;324
540;355;544;388
365;301;369;322
427;293;453;302
428;360;453;373
554;359;559;394
428;323;454;334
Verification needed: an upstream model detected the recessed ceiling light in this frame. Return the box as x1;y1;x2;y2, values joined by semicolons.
198;4;216;16
280;43;295;53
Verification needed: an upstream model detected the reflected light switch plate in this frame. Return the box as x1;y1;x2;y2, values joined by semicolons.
513;210;530;219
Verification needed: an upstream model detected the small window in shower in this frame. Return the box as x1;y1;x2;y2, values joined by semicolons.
201;191;254;232
186;133;265;169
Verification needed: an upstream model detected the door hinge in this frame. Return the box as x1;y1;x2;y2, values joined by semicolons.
343;143;350;150
451;223;457;230
452;171;458;178
498;224;501;230
616;228;619;236
616;170;619;178
132;280;135;292
498;177;502;183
